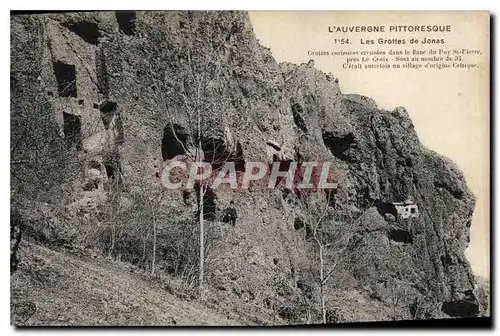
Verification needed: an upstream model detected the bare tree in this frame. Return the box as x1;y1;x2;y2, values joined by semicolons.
147;12;241;297
298;192;359;324
120;168;167;276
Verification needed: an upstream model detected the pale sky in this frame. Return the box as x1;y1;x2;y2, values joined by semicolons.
249;11;490;278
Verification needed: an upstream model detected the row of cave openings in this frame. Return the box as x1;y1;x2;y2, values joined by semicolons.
161;124;242;223
161;123;325;191
161;123;340;224
50;46;123;188
61;11;137;47
52;60;122;150
51;12;137;150
161;124;246;171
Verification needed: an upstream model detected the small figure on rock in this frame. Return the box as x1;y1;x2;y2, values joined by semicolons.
223;200;237;226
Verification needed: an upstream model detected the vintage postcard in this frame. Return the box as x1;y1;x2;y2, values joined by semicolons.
10;10;490;326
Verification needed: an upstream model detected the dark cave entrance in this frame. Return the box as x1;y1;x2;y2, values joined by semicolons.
99;101;117;130
441;300;479;318
222;205;237;226
162;124;188;161
388;228;413;243
115;11;137;36
53;61;77;98
294;217;305;230
322;132;355;162
104;163;116;180
375;201;398;218
203;138;246;172
88;160;102;172
200;136;227;164
62;112;82;150
62;21;101;45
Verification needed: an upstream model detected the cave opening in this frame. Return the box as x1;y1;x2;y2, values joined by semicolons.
210;140;246;172
62;112;82;150
115;11;137;36
182;190;191;204
162;124;188;161
441;253;453;267
88;160;102;173
441;300;479;318
104;163;115;180
104;155;121;179
375;201;398;218
294;217;304;230
388;228;413;243
82;180;100;191
200;136;227;165
62;21;101;45
322;132;356;162
53;61;77;98
99;101;117;130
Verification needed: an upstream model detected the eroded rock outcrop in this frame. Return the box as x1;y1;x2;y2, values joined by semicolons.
11;11;479;323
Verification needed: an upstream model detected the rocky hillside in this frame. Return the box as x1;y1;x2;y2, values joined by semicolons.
10;11;484;325
11;242;245;326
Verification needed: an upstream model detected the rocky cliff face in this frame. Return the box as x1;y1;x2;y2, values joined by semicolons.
11;11;480;324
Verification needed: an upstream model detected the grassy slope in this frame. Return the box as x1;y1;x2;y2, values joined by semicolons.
11;242;246;326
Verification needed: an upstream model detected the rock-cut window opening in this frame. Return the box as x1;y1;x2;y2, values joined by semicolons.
53;61;77;98
62;112;82;150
